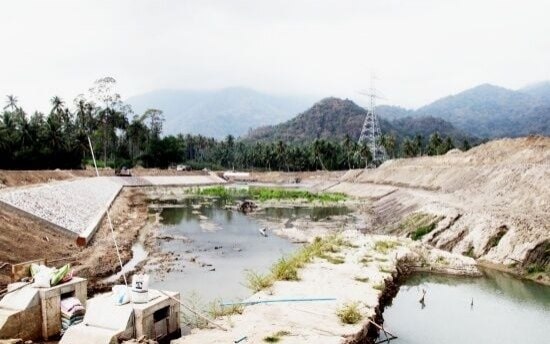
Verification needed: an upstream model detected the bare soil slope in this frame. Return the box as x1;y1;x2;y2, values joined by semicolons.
330;136;549;280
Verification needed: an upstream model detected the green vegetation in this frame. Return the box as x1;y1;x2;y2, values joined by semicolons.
394;212;442;241
435;256;449;266
322;255;345;264
374;240;398;254
196;186;346;203
464;245;475;258
245;236;351;291
354;276;369;283
245;270;274;292
373;281;386;291
360;256;373;266
1;85;474;171
208;300;244;318
263;330;291;342
336;302;363;325
526;264;548;274
411;223;437;240
271;257;299;281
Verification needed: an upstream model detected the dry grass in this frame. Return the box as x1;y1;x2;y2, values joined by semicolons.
337;302;363;324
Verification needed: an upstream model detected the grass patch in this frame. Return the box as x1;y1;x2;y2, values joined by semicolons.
196;186;346;203
360;256;373;266
526;264;547;274
372;281;385;291
374;257;388;262
354;276;369;283
245;270;274;292
373;240;398;254
435;256;449;266
271;257;299;281
245;235;352;291
208;300;244;318
411;223;436;241
323;255;345;264
379;266;394;274
263;330;291;342
337;302;363;324
463;245;475;258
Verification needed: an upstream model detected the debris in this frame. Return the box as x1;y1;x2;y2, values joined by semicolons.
259;227;268;237
237;200;257;213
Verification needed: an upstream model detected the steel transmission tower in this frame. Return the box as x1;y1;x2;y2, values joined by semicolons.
358;74;387;167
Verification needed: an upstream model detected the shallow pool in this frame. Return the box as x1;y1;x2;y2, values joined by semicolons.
379;269;550;344
148;198;300;304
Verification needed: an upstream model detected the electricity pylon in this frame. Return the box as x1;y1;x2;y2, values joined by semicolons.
358;74;387;167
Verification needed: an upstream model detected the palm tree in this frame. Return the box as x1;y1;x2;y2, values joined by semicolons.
50;96;65;114
313;139;327;170
275;140;288;171
342;134;354;169
4;95;18;111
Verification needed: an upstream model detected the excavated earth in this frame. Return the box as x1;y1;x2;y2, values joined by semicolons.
0;136;548;343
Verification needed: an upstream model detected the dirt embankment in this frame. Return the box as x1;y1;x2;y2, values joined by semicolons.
0;187;150;293
0;168;207;188
329;136;550;283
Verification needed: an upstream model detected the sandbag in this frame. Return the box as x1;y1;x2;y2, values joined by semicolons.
51;264;71;286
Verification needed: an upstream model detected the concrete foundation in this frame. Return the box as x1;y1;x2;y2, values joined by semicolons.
0;278;87;341
60;288;180;344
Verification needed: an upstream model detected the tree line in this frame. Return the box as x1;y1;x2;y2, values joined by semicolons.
1;77;469;171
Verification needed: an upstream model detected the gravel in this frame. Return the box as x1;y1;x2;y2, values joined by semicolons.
0;177;123;235
0;175;226;237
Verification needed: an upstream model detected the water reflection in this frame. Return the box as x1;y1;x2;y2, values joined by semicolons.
380;270;550;344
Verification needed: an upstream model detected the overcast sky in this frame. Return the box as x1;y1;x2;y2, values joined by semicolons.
1;0;549;113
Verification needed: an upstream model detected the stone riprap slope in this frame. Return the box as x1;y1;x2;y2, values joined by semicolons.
0;177;123;236
331;136;549;270
0;174;226;242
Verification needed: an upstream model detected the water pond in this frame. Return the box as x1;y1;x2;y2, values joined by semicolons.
379;269;550;344
148;198;350;304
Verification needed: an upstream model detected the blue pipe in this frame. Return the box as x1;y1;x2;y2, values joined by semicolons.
221;297;336;306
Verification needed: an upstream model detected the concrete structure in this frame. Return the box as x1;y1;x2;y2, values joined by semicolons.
61;288;180;344
0;278;87;341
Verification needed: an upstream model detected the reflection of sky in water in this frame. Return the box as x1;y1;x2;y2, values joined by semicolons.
380;271;550;344
149;198;301;303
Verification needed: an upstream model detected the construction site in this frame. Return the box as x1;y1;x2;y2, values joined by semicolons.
0;136;548;344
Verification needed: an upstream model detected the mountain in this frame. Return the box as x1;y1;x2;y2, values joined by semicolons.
126;87;313;138
379;83;549;138
245;97;476;145
520;81;550;104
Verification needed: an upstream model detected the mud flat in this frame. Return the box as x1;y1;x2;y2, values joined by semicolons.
174;230;478;344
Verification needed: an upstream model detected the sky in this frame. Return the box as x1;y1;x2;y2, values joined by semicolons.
1;0;549;113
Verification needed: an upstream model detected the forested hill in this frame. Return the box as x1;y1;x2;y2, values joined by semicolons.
126;87;313;138
244;97;476;145
389;83;550;138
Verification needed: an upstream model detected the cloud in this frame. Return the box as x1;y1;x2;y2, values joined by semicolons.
0;0;548;112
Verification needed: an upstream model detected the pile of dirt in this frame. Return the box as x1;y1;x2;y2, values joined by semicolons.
332;136;549;280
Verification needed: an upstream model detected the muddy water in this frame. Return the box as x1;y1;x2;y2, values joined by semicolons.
379;269;550;344
147;198;348;304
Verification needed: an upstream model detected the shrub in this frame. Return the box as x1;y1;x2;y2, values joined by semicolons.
263;330;290;342
411;223;436;240
245;270;274;292
337;302;363;324
373;240;398;254
271;257;299;281
208;300;244;318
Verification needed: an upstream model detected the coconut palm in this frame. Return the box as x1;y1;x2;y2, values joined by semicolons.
4;95;18;111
